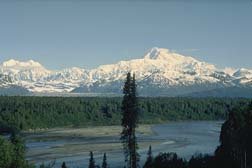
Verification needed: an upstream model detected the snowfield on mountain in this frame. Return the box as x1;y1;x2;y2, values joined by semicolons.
0;47;252;97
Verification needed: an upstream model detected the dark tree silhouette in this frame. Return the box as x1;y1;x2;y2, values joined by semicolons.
188;154;215;168
102;153;108;168
143;145;153;168
121;72;140;168
61;162;67;168
88;151;96;168
151;153;186;168
214;102;252;168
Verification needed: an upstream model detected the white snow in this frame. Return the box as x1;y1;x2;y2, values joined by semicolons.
0;47;251;93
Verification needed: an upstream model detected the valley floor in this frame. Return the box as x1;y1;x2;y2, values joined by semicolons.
24;121;222;168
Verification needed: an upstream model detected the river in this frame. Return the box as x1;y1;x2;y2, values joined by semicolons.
26;121;223;168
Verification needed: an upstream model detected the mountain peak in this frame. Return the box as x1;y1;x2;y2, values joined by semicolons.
2;59;43;68
144;47;171;60
143;47;199;66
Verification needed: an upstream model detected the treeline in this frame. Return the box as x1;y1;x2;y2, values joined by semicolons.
0;96;251;131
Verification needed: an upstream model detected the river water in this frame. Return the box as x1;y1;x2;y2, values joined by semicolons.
26;121;223;168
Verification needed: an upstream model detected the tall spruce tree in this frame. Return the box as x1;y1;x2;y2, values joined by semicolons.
143;145;153;168
88;151;95;168
121;72;140;168
102;153;108;168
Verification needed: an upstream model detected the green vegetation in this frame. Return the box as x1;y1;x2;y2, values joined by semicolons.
121;73;140;168
0;133;34;168
0;96;251;167
0;96;251;131
215;102;252;168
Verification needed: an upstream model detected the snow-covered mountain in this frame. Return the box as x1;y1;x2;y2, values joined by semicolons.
1;47;252;97
0;72;30;95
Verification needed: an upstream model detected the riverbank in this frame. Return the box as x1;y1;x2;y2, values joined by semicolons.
23;124;153;141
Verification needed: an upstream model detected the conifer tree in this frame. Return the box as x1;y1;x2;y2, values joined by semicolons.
88;151;96;168
143;145;153;168
61;162;67;168
102;153;108;168
121;72;140;168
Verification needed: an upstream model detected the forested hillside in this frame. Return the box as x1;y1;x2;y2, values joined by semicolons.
0;96;251;131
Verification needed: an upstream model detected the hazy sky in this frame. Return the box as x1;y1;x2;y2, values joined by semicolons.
0;0;251;70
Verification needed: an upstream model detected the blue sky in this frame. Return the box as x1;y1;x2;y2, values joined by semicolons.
0;0;251;70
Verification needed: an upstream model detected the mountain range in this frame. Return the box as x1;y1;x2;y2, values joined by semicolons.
1;47;252;97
